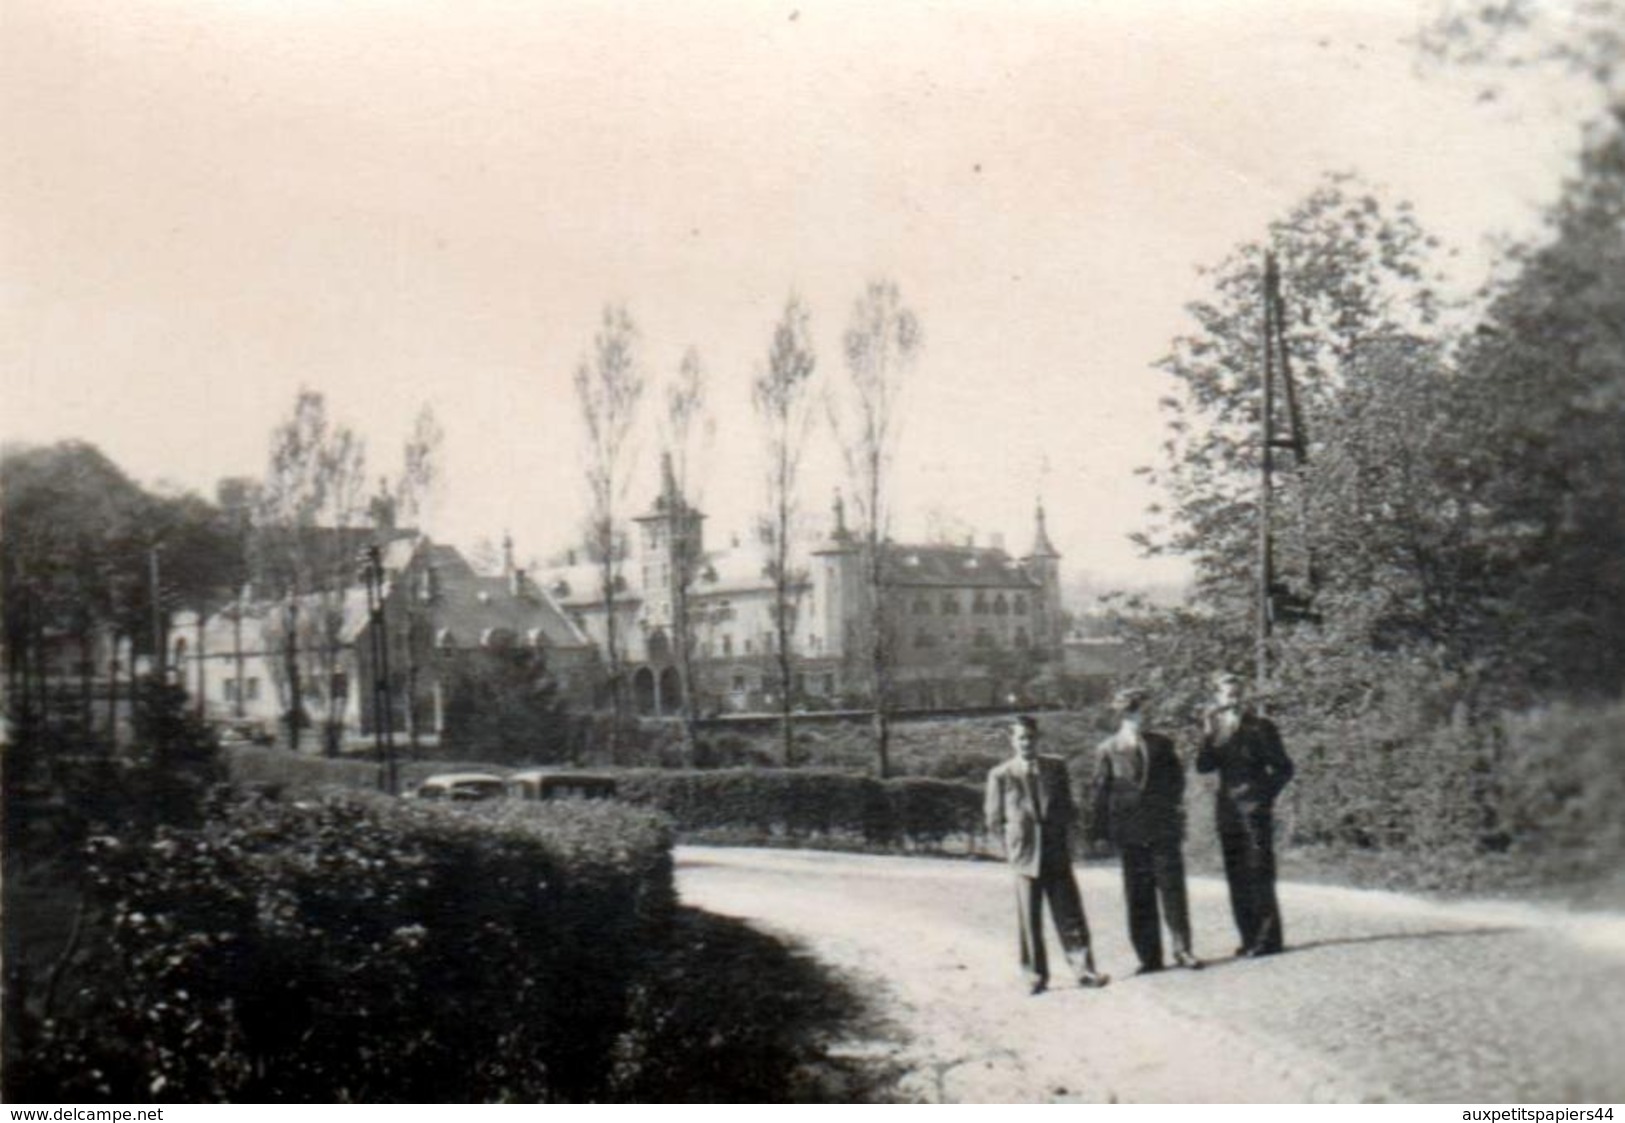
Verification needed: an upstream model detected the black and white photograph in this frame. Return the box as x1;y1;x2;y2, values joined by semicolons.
4;0;1624;1105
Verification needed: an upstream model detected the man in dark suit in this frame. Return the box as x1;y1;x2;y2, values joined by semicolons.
1195;672;1295;957
1091;687;1203;974
985;715;1110;995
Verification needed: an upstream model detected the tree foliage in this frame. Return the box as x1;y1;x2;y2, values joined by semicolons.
253;389;371;754
753;294;818;766
831;280;922;777
573;304;646;725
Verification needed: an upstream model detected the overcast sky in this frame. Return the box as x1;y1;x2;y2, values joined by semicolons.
0;0;1599;591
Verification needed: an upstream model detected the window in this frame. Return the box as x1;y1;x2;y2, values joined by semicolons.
1015;628;1030;648
1014;595;1028;615
973;593;989;614
722;635;733;656
222;679;237;702
912;595;931;615
732;674;746;692
973;628;993;648
246;678;260;701
941;594;960;615
993;594;1008;616
914;630;935;649
745;638;754;655
822;673;836;695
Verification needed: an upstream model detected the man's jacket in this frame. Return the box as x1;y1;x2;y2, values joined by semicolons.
1090;729;1186;847
1195;710;1295;830
985;754;1077;877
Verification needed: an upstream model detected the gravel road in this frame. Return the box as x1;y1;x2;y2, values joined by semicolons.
676;846;1625;1103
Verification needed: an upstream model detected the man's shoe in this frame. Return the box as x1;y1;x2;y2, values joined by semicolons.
1133;963;1164;976
1173;950;1205;970
1076;970;1111;989
1234;945;1250;957
1028;978;1048;995
1247;943;1283;958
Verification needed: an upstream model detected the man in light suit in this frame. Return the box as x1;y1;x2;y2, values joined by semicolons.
1196;672;1295;957
985;715;1109;995
1091;687;1203;975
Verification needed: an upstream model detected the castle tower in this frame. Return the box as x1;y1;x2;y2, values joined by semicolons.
811;489;863;670
1023;499;1063;652
633;452;704;631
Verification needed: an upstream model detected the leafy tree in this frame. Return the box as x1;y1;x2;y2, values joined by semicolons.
437;645;572;764
659;347;713;762
573;305;646;732
1135;175;1447;699
753;295;818;766
253;390;371;754
830;280;921;777
1442;121;1625;699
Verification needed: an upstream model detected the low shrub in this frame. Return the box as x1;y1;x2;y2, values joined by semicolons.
5;790;674;1103
1499;700;1625;885
616;768;984;853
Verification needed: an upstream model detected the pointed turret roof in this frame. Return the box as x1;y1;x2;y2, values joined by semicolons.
1027;499;1059;559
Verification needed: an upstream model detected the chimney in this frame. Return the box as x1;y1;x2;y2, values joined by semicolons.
511;567;529;599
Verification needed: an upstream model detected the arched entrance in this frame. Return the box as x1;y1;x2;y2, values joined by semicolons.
632;666;657;715
658;666;682;716
646;628;671;664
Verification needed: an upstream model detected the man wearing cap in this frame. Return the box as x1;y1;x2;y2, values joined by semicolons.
1196;672;1295;957
1091;688;1202;974
985;715;1110;995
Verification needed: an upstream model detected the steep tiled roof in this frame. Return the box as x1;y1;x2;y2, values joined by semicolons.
882;545;1042;590
428;571;590;650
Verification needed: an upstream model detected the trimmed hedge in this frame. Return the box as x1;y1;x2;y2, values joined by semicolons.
615;768;986;852
8;790;674;1103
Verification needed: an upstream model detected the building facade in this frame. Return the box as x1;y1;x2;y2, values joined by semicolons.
535;465;1067;715
178;536;595;746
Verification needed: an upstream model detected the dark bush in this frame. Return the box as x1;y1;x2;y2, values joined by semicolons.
616;768;983;853
1498;702;1625;883
5;791;673;1103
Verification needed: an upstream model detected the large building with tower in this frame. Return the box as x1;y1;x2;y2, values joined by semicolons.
534;460;1067;715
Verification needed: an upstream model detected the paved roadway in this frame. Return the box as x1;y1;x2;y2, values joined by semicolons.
676;846;1625;1103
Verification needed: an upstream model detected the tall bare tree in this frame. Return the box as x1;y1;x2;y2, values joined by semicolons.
573;304;646;729
660;346;713;762
392;404;444;530
390;403;443;756
830;280;921;777
753;295;818;766
254;389;370;755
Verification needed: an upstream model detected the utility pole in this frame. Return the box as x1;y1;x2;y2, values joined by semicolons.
1256;250;1314;703
285;594;302;752
362;545;398;794
1257;256;1277;699
149;545;164;681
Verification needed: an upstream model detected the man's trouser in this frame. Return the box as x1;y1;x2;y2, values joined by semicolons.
1014;848;1093;983
1219;809;1283;952
1120;841;1193;969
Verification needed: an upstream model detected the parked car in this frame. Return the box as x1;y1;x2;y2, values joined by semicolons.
506;769;618;802
215;719;274;746
413;772;508;802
